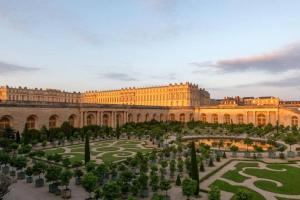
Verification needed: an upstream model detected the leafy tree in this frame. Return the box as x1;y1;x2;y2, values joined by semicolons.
244;137;253;152
45;165;62;185
82;172;98;198
102;181;121;200
150;173;159;192
60;169;73;190
32;161;47;179
84;131;91;164
182;178;197;200
190;142;199;195
208;186;220;200
169;159;176;177
0;174;11;199
284;133;297;151
160;179;171;199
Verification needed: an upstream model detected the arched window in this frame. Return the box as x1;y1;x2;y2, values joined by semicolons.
200;114;207;122
49;115;58;128
257;114;266;126
189;113;194;121
68;115;76;127
26;115;37;129
237;114;244;124
152;114;157;121
145;114;149;122
102;114;109;126
169;114;176;121
224;114;231;124
160;114;164;122
179;113;185;123
128;114;133;123
87;114;95;126
137;114;141;123
212;114;218;123
292;116;298;127
0;116;11;129
116;114;123;126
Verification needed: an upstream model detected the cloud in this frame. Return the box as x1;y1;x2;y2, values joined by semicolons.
149;73;177;80
238;75;300;88
191;42;300;73
98;72;138;81
0;61;39;74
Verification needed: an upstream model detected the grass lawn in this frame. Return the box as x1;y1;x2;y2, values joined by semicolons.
126;148;152;153
222;162;259;183
276;197;300;200
114;140;142;145
44;148;65;155
100;151;133;163
118;144;139;148
70;147;84;153
64;153;84;163
95;147;120;152
244;164;300;195
210;180;266;200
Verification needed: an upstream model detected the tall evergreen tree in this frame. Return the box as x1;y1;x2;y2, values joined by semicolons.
85;131;91;164
190;142;199;195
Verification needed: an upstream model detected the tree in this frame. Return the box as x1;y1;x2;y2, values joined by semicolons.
15;131;21;144
208;186;220;200
60;169;73;190
169;159;176;177
150;173;159;192
175;174;181;186
244;137;253;152
32;161;47;179
102;181;121;200
85;131;91;164
234;189;253;200
199;160;205;172
160;179;171;199
190;142;199;195
182;178;197;200
82;172;98;198
284;133;297;151
0;174;11;199
45;165;62;193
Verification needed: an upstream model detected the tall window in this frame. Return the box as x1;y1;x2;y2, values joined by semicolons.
179;114;185;123
0;117;11;129
169;114;175;121
49;115;58;128
128;114;133;123
292;116;298;127
69;115;76;127
257;114;266;126
212;114;218;123
200;114;207;122
103;114;109;126
224;114;231;124
26;115;37;129
237;114;244;124
87;114;94;125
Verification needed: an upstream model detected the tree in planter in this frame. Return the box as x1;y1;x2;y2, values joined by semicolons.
131;179;140;197
0;152;10;175
150;173;159;192
25;166;33;183
284;133;297;157
169;159;176;178
102;181;121;200
85;161;96;172
230;145;239;157
159;179;171;199
62;158;71;168
84;131;91;164
175;174;181;186
32;161;47;187
182;178;197;200
45;165;62;193
138;172;149;197
15;131;21;144
234;189;253;200
15;156;27;180
0;174;11;199
95;164;109;185
209;157;215;167
177;158;184;173
74;169;84;185
9;143;19;155
190;142;199;196
60;169;73;199
82;172;98;199
243;137;253;155
208;186;220;200
9;156;17;177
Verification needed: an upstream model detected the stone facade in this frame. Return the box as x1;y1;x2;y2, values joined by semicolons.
82;82;210;106
0;83;300;132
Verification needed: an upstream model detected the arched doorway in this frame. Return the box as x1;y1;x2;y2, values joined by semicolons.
179;113;185;123
145;114;149;122
257;114;266;126
86;114;95;126
128;114;133;123
160;114;164;122
102;114;110;126
291;116;298;127
49;115;59;128
68;114;77;127
137;114;141;123
200;114;207;122
237;114;244;124
0;116;12;129
189;113;194;121
26;115;38;129
169;114;176;121
212;114;218;123
223;114;231;124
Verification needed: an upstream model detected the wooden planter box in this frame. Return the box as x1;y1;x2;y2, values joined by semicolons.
26;176;33;183
62;189;71;199
35;178;44;187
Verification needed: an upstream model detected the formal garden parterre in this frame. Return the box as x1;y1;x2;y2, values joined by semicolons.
1;121;300;200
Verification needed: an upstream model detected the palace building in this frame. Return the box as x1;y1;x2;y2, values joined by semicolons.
0;82;300;132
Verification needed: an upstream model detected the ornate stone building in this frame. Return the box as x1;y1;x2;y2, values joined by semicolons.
0;83;300;132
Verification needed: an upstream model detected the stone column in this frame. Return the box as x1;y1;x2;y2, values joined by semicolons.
98;111;102;126
96;111;99;126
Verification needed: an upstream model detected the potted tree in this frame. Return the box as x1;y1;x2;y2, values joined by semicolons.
102;181;121;200
0;152;10;175
15;156;27;180
45;165;62;193
230;145;239;158
25;166;33;183
60;169;73;199
160;179;171;200
243;137;253;158
182;178;197;200
32;161;47;187
138;172;149;198
284;134;297;158
74;169;84;185
82;172;98;199
9;156;16;177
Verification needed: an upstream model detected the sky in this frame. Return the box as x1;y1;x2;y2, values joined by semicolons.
0;0;300;100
